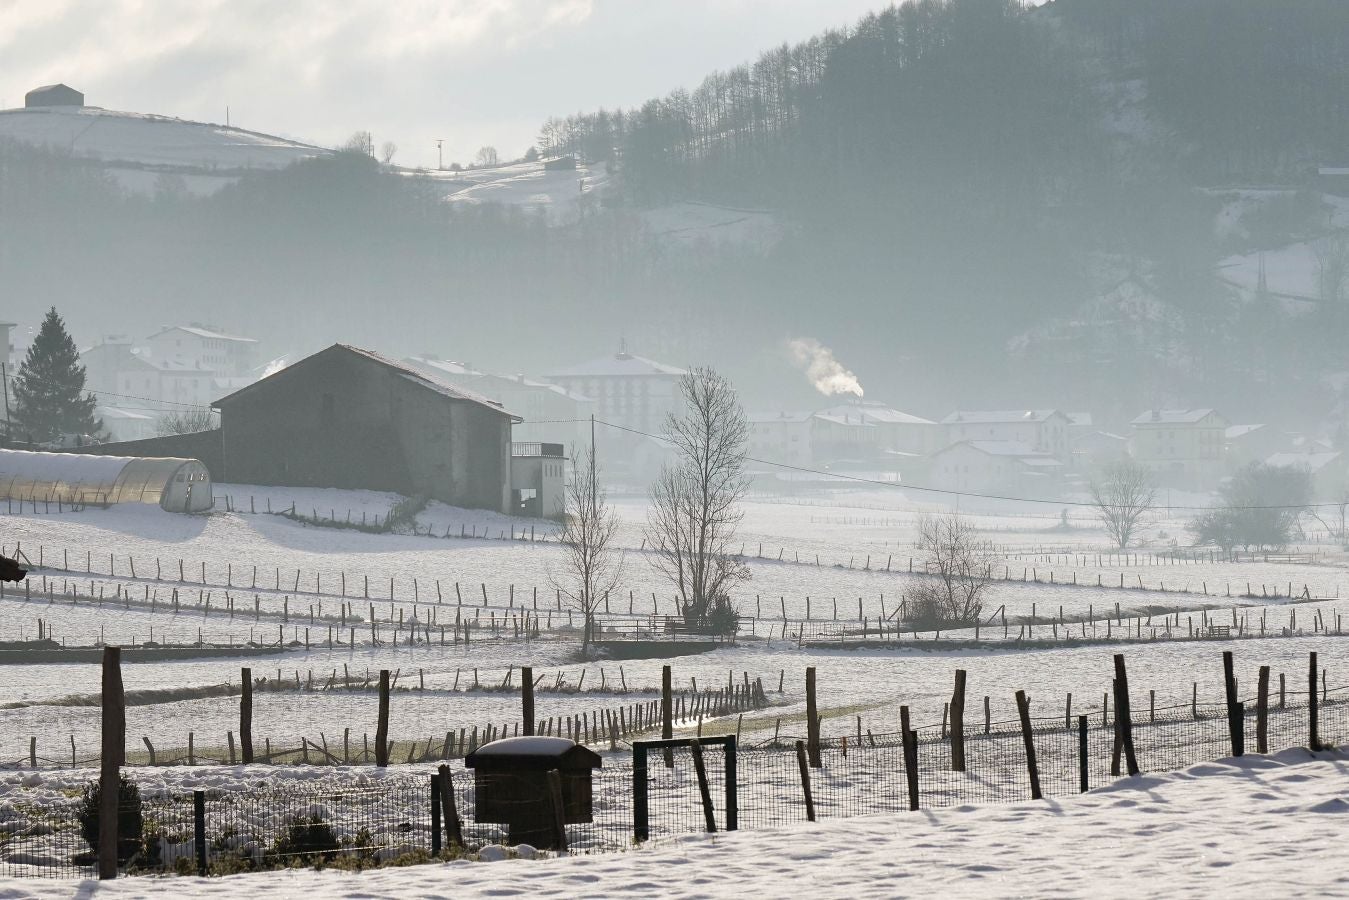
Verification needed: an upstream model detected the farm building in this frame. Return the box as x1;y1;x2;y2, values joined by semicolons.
211;344;519;513
0;448;211;512
24;84;84;108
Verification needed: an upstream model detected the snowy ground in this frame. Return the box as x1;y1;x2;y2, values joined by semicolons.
4;749;1346;898
0;487;1345;765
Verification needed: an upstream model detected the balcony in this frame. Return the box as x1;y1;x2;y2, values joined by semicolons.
512;442;565;458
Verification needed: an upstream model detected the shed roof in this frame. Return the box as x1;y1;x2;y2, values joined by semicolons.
1266;451;1341;473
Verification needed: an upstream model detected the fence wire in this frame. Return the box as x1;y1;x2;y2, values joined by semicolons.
0;691;1343;878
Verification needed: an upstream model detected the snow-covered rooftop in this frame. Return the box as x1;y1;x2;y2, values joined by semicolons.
937;440;1064;467
942;410;1065;425
817;402;933;426
1265;450;1341;473
545;352;686;379
1131;409;1221;426
149;325;258;344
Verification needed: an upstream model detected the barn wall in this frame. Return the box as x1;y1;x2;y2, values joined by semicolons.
217;348;510;511
71;430;224;477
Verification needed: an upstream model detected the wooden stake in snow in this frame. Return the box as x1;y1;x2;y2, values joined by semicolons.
99;646;124;880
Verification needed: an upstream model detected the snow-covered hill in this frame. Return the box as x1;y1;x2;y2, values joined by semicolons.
0;105;331;195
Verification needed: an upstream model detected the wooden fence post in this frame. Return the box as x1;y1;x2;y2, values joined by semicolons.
794;740;816;822
950;669;967;772
1222;651;1242;757
1309;651;1321;751
900;705;919;811
375;670;390;767
99;646;124;880
1113;654;1139;776
805;667;820;768
1256;665;1269;754
521;666;534;736
1077;714;1088;793
662;665;674;768
437;763;462;846
1015;690;1041;800
240;668;254;764
690;740;717;832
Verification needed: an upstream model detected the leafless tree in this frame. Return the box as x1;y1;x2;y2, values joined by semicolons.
905;514;994;627
343;130;374;156
646;367;750;630
1089;459;1157;549
1313;231;1349;305
1308;483;1349;544
474;146;500;168
551;443;623;657
380;141;398;164
156;408;218;436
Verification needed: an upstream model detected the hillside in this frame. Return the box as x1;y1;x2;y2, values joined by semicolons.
1;0;1347;422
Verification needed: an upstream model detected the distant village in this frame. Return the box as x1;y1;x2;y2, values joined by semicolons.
0;318;1339;521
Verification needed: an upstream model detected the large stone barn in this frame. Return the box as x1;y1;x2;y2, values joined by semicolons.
211;344;518;513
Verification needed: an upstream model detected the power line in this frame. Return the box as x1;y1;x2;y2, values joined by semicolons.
590;418;1343;512
10;372;215;411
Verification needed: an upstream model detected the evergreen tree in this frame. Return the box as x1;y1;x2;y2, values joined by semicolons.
12;307;100;443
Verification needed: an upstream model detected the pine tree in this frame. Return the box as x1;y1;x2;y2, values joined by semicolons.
12;307;101;443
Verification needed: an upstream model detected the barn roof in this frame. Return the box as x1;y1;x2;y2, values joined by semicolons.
1131;409;1222;426
212;344;519;420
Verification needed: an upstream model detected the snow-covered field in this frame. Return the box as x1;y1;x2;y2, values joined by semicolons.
4;749;1346;898
0;487;1344;775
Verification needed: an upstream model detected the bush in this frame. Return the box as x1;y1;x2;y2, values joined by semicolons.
77;775;145;864
268;815;340;866
704;593;740;636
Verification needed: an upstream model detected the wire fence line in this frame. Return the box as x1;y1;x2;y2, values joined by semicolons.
0;680;1342;880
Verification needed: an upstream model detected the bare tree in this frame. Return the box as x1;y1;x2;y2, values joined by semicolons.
380;141;398;164
474;146;500;168
156;408;218;436
1308;483;1349;544
551;443;623;657
1089;459;1157;549
342;131;374;156
646;367;750;631
1313;231;1349;305
905;514;994;627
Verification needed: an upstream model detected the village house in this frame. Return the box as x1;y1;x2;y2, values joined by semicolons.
1129;408;1228;490
405;357;593;447
928;440;1064;498
748;411;814;468
542;348;685;439
1265;450;1349;501
941;410;1072;461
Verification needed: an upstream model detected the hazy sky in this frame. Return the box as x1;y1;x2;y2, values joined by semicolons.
1;0;894;168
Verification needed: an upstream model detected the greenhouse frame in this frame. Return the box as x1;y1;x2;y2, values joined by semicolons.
0;449;213;513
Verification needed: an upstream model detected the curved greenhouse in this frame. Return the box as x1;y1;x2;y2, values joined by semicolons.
0;449;213;512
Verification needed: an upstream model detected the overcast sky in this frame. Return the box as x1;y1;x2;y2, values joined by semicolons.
0;0;900;168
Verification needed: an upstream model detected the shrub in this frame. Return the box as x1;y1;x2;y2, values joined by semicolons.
268;815;340;866
77;775;145;864
705;593;741;636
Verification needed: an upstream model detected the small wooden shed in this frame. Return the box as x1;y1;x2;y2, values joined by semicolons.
464;737;602;847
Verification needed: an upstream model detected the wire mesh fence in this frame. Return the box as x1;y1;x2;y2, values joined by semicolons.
0;686;1343;879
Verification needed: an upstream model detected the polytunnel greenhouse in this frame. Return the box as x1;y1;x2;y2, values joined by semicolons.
0;448;213;512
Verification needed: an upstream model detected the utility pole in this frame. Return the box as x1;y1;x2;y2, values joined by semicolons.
1;362;10;439
435;139;444;171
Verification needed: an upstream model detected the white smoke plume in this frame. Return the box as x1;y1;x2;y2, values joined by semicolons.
788;337;864;397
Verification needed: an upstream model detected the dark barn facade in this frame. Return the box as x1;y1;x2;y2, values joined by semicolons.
212;345;517;513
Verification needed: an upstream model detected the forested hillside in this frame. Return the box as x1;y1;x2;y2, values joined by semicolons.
2;0;1347;423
